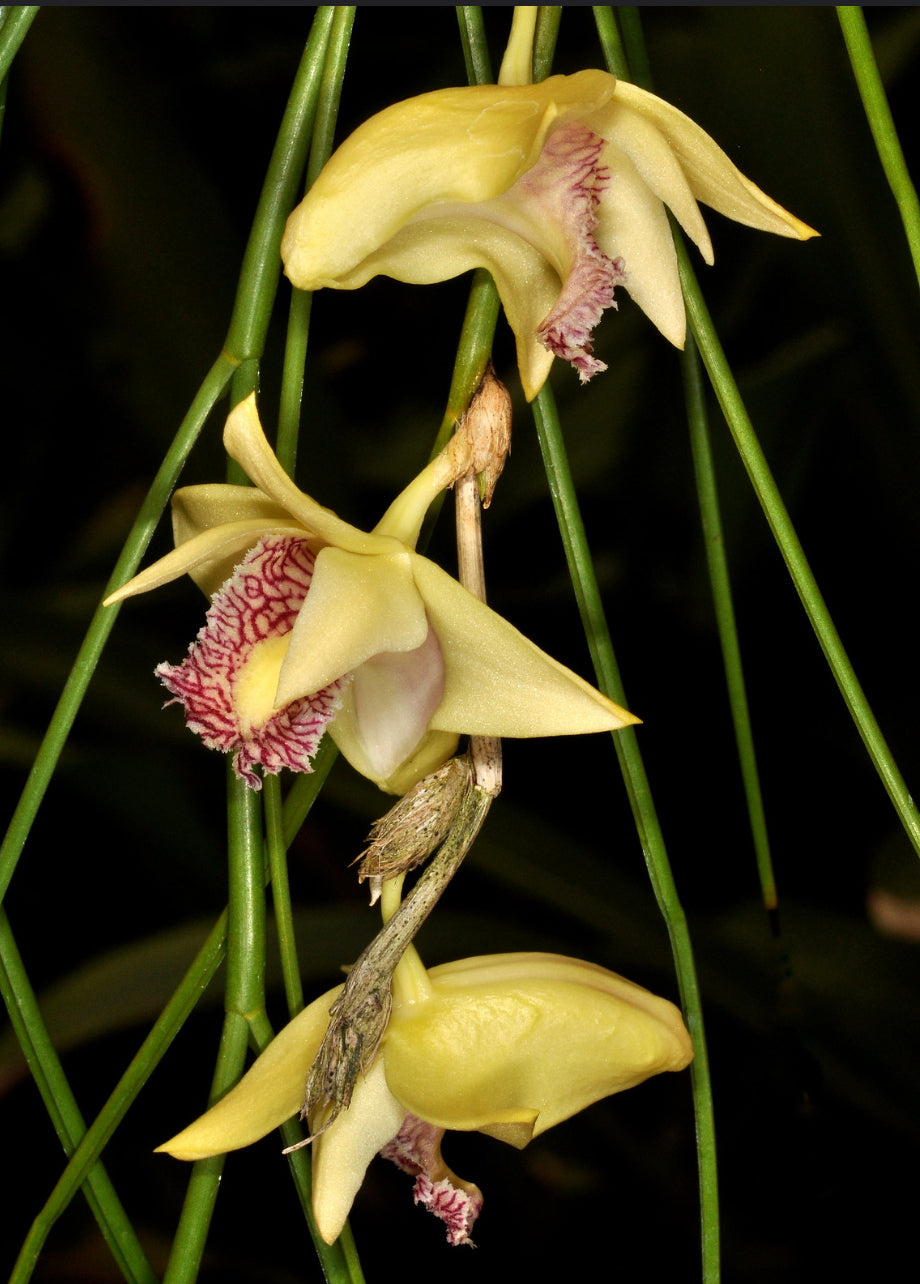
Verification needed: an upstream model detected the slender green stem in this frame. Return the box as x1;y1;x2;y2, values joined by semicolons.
277;6;355;473
681;338;777;913
592;6;630;78
161;1026;244;1284
617;6;653;88
1;910;158;1284
265;775;304;1017
436;271;502;443
532;7;561;80
223;6;336;361
0;5;38;81
225;777;267;1021
164;773;265;1284
837;6;920;291
678;241;920;861
9;915;227;1284
532;385;720;1284
456;6;493;85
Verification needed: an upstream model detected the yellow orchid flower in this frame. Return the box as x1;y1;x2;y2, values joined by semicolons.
157;945;693;1245
281;69;817;400
104;393;636;793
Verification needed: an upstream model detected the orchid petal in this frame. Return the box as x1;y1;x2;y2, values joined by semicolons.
610;81;819;241
409;555;638;736
103;518;305;606
156;984;341;1160
171;484;295;540
593;140;689;347
311;1060;407;1245
597;101;714;262
170;485;299;595
342;625;446;781
276;546;429;706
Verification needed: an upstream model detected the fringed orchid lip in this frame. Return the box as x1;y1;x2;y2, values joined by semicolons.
281;69;818;399
156;948;694;1246
155;535;345;789
105;395;639;794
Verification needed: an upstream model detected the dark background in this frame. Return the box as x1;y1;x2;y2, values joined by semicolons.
2;7;920;1281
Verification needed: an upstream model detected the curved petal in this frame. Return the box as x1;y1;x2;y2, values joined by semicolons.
339;624;446;782
224;396;397;556
103;518;304;606
593;141;688;347
384;952;693;1140
276;546;429;705
610;82;818;241
156;984;342;1160
311;1058;407;1246
281;70;617;292
594;101;714;263
409;555;638;736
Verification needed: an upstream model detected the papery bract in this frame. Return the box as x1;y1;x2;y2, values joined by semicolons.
282;69;817;399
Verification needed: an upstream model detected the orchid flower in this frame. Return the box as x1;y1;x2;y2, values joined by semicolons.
281;68;817;400
157;943;693;1245
104;394;636;793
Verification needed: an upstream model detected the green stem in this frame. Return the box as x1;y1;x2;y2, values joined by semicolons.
164;773;265;1284
592;6;631;78
678;240;920;861
9;914;228;1284
0;5;38;82
1;910;158;1284
617;6;652;88
456;6;493;85
837;6;920;292
277;6;355;473
681;337;777;913
532;7;561;80
223;6;336;361
532;385;720;1284
265;775;304;1017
